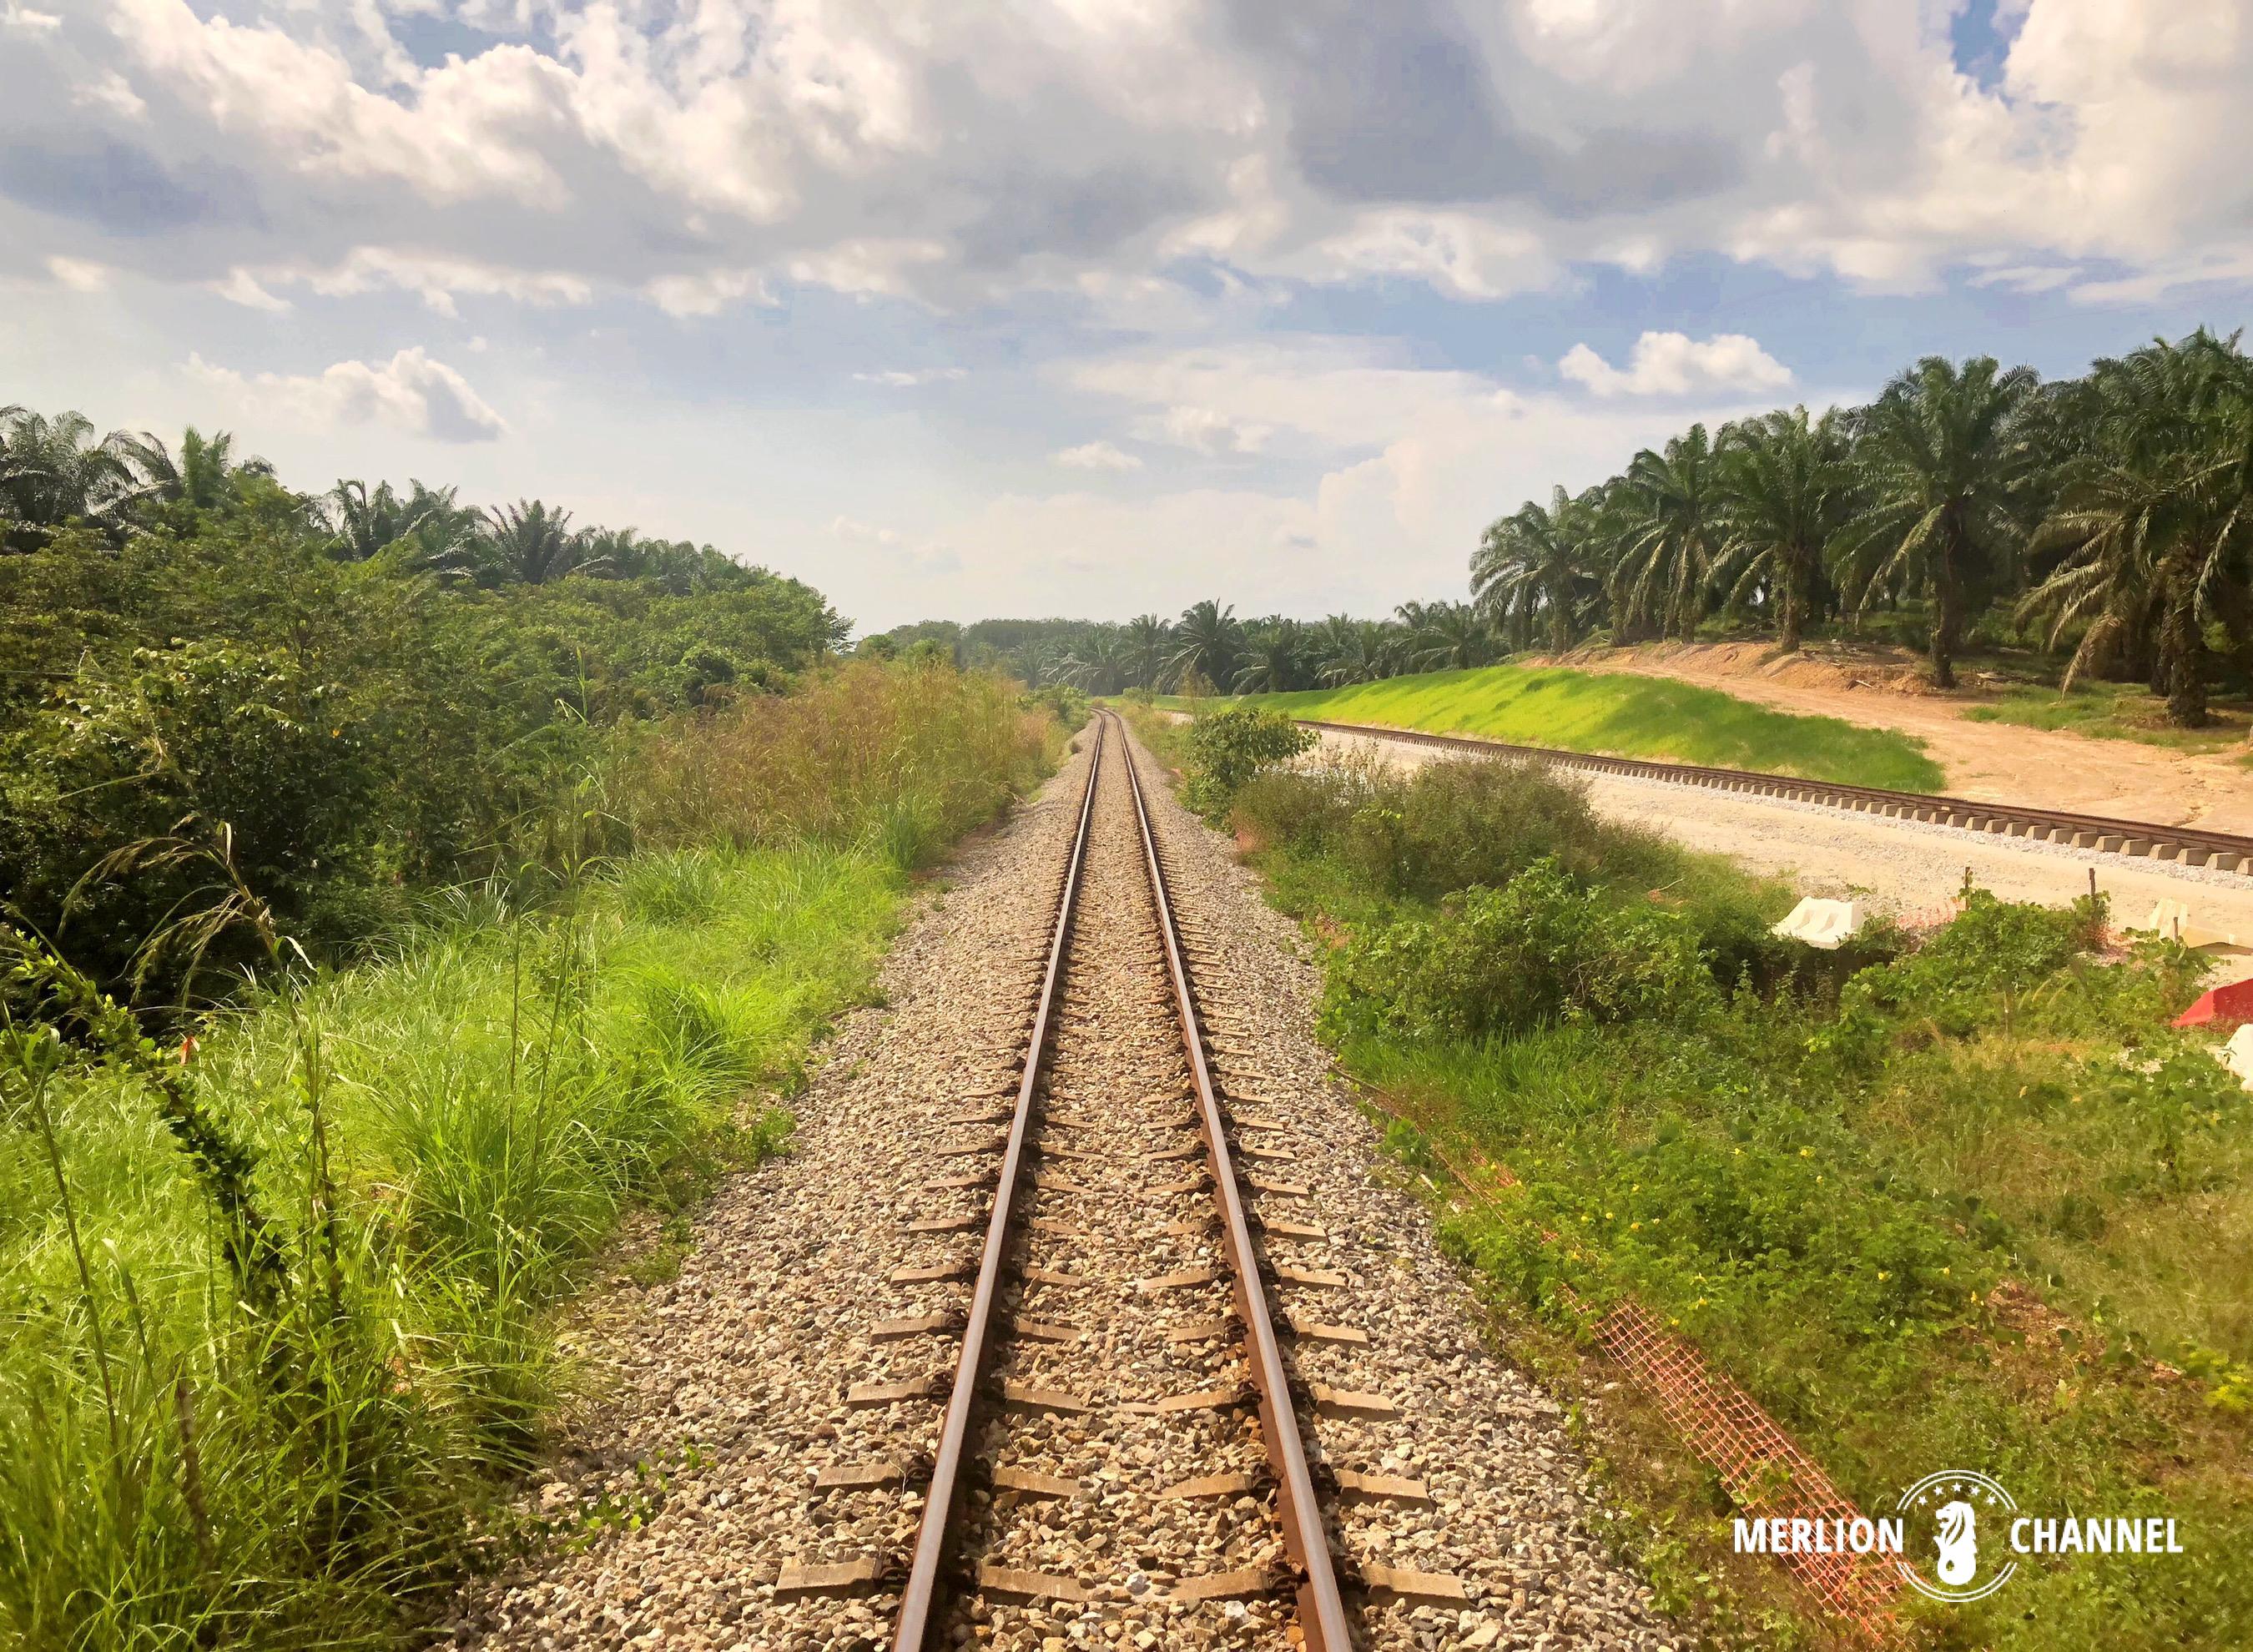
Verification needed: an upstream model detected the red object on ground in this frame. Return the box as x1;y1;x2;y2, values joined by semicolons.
2175;975;2253;1029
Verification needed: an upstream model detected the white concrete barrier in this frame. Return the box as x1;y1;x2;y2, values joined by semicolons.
1772;898;1867;950
2220;1025;2253;1091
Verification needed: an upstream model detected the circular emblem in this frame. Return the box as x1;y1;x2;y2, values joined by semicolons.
1895;1470;2018;1603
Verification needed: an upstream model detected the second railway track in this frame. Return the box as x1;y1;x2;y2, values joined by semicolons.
793;712;1464;1649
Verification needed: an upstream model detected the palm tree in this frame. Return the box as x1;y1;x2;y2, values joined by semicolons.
324;478;482;569
1065;631;1132;694
477;500;609;585
1171;599;1243;689
2019;332;2251;725
1233;619;1306;692
1473;486;1594;654
0;405;146;548
116;426;269;511
1313;620;1391;686
1837;356;2039;689
1713;407;1853;652
1410;601;1495;671
1121;613;1172;690
1613;424;1722;642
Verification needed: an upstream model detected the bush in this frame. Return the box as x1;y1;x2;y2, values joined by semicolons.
625;658;1058;868
1181;706;1315;816
1321;858;1720;1042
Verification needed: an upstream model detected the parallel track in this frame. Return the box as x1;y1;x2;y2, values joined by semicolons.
889;711;1355;1650
1298;718;2253;872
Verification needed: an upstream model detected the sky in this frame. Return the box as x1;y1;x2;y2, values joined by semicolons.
4;1;2252;635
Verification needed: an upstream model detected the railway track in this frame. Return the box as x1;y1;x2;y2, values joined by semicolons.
1297;718;2253;874
790;712;1463;1649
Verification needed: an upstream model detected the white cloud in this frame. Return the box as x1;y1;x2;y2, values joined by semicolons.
827;513;961;573
1151;405;1271;456
70;68;144;118
1559;331;1793;397
210;267;290;310
185;347;506;442
645;268;773;318
46;255;108;291
1052;440;1142;471
854;367;967;386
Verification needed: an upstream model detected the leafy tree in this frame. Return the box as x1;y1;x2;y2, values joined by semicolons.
1837;356;2039;688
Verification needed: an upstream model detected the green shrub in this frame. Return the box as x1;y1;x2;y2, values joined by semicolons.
1181;705;1315;816
1321;858;1720;1042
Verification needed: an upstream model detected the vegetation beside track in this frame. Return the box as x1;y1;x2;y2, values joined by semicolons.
1132;701;2253;1652
1;663;1064;1649
1157;662;1944;791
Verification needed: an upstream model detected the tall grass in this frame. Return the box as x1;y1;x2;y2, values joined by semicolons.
1208;663;1944;790
0;845;900;1647
627;658;1059;868
0;659;1067;1649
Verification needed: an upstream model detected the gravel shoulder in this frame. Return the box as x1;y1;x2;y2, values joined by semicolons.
448;725;1676;1652
1311;726;2253;941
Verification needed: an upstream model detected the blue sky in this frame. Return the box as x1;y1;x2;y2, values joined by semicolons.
5;1;2252;632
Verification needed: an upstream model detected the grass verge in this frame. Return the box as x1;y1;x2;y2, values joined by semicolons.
1208;742;2251;1651
1960;679;2252;756
1171;664;1944;791
1;661;1064;1649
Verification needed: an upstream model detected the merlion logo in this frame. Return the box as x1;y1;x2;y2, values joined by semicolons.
1897;1471;2017;1603
1933;1499;1978;1586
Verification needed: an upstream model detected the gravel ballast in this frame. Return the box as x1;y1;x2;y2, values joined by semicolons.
449;723;1676;1652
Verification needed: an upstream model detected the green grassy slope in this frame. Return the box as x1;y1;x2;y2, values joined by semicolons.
1215;665;1945;791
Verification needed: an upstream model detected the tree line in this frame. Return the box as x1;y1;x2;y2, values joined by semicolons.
1475;334;2253;726
2;400;847;1003
897;330;2253;730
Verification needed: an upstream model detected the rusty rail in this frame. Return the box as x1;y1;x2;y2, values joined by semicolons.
1298;718;2253;870
1114;710;1353;1652
892;716;1107;1649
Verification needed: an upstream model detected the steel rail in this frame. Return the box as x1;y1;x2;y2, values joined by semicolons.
892;716;1107;1650
1297;717;2253;865
1112;709;1354;1652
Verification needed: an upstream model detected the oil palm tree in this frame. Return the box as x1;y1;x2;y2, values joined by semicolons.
1121;614;1172;690
1233;619;1306;693
1410;601;1495;670
2019;332;2251;725
1473;486;1594;654
1836;356;2039;689
1611;425;1722;642
1713;407;1853;652
1313;619;1390;687
0;405;146;548
477;499;610;585
116;427;269;512
1170;599;1243;690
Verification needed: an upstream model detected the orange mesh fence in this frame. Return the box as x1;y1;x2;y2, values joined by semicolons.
1358;1080;1900;1644
1582;1297;1899;1643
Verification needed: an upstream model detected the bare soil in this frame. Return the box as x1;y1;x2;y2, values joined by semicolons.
1531;642;2253;834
